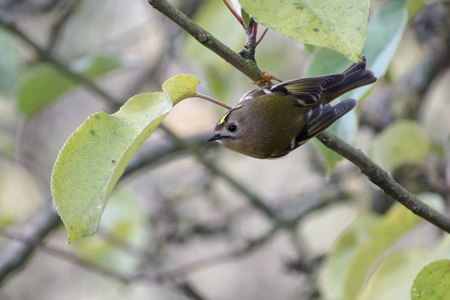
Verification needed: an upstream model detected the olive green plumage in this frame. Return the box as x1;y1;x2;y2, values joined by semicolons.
208;58;377;159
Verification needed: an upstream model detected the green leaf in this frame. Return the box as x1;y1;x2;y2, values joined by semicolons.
239;0;369;62
359;192;445;300
17;52;123;116
360;249;435;300
320;194;445;300
0;28;21;95
241;8;251;28
370;120;429;173
342;203;429;300
308;0;409;173
51;74;200;242
411;259;450;300
319;213;381;300
360;232;450;300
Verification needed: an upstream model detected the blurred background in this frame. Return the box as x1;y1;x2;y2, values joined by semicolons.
0;0;449;299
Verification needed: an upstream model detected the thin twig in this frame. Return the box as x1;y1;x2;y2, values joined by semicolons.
1;230;132;283
137;225;280;282
2;228;209;299
136;187;341;282
256;27;269;46
148;0;263;82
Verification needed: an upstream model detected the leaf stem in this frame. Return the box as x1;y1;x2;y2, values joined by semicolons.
190;93;233;110
256;27;269;46
222;0;245;28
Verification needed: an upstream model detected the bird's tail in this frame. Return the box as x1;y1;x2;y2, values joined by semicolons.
324;56;377;102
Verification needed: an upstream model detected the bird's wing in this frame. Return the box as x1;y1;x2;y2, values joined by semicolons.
269;74;345;107
295;98;358;146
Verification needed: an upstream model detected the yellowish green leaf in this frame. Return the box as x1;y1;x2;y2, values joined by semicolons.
51;74;200;242
360;231;450;300
342;202;433;300
241;8;251;27
239;0;369;62
411;259;450;300
319;213;381;300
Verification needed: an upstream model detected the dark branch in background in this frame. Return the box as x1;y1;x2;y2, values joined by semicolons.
1;229;208;300
1;229;131;283
47;0;82;51
0;184;338;288
0;15;123;107
0;203;60;285
146;0;450;233
135;188;339;282
159;126;278;220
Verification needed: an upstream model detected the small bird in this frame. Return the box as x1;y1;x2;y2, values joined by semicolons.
207;57;377;159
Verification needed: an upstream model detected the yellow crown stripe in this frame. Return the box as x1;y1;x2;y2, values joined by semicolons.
219;111;231;124
218;105;243;124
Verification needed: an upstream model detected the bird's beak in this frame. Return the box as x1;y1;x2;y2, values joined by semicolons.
207;134;222;142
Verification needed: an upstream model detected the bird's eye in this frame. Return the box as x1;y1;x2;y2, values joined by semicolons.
228;124;237;132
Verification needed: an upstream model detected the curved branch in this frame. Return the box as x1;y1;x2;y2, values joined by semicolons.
149;0;263;82
317;131;450;233
148;0;450;233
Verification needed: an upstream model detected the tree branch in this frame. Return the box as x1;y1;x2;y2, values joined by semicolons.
148;0;264;82
148;0;450;233
317;131;450;233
